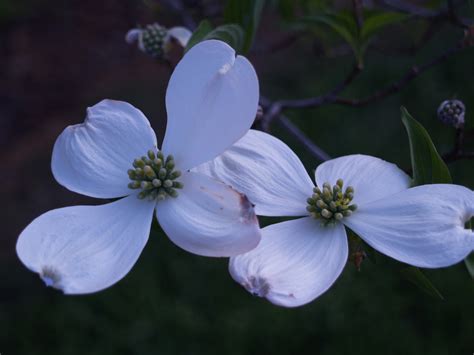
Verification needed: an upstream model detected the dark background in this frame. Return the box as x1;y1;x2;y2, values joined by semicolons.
1;0;473;354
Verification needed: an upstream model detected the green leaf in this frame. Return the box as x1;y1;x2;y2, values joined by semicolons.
302;12;362;64
303;12;358;49
204;24;245;53
184;20;213;52
465;252;474;279
464;219;474;279
360;11;408;42
185;22;245;53
357;11;408;59
401;267;444;300
224;0;265;53
301;10;409;66
400;107;451;298
401;107;452;186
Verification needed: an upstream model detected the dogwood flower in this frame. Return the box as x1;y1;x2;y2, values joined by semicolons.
196;129;474;307
126;23;192;59
16;40;261;294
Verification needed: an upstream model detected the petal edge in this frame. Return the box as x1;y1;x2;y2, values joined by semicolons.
195;129;314;217
315;154;411;206
156;171;261;257
230;217;348;307
52;100;158;199
162;40;259;170
16;195;155;294
343;184;474;268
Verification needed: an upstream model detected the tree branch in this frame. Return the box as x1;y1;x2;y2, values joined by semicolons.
331;42;467;107
371;17;443;56
352;0;364;30
274;115;331;162
381;0;473;28
161;0;473;165
442;125;474;163
253;31;307;54
262;64;362;127
258;96;331;162
447;0;470;29
263;41;463;113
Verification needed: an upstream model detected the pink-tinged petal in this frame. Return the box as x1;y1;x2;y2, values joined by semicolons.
343;184;474;268
52;99;157;199
162;40;259;170
16;195;155;294
156;171;261;257
230;217;348;307
315;154;411;206
195;129;314;217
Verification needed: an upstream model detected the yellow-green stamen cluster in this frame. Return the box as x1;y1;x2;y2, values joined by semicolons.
306;179;357;226
141;23;167;58
128;150;183;201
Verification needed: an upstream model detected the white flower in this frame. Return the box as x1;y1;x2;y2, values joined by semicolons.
196;129;474;307
125;23;192;59
16;40;261;294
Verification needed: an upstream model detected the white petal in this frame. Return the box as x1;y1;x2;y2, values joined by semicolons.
162;40;259;170
16;195;155;294
230;217;348;307
343;184;474;268
125;29;142;44
155;171;261;257
167;26;192;47
315;154;411;206
195;129;314;216
52;100;157;198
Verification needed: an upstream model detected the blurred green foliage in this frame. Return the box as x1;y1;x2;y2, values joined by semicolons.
302;10;409;66
185;21;245;53
224;0;265;52
2;0;474;354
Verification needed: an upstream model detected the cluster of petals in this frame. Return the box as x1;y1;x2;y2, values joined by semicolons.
196;129;474;307
16;40;261;294
16;36;474;308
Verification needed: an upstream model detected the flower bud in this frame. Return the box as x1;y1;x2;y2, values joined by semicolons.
437;99;465;128
125;23;192;60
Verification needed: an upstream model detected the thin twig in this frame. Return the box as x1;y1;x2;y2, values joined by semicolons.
447;0;470;29
381;0;438;17
443;151;474;163
161;0;473;165
253;31;307;54
274;115;331;162
259;96;331;162
454;126;465;153
352;0;364;30
372;18;443;56
262;64;362;127
279;65;362;108
262;7;471;113
442;125;474;163
330;43;466;107
381;0;473;28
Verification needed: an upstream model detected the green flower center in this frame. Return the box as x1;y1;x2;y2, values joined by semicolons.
142;23;167;58
128;150;183;201
306;179;357;226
